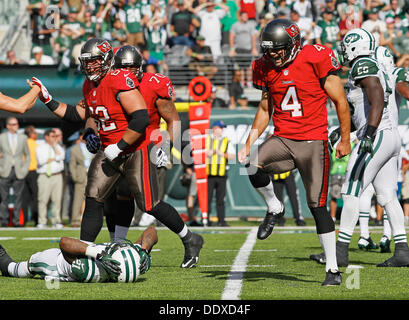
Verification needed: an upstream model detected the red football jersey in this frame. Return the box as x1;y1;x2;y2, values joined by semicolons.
139;72;175;145
83;68;146;153
240;0;256;19
252;44;341;141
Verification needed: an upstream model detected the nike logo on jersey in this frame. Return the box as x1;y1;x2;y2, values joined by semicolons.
307;141;313;143
124;73;130;77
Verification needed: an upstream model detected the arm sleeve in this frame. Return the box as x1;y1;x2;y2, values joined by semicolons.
396;68;409;83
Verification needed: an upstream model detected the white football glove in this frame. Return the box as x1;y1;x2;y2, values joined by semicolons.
31;77;52;104
104;143;122;161
156;147;169;168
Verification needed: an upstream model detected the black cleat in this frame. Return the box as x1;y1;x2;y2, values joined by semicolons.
377;242;409;267
379;235;391;253
0;244;14;276
295;219;306;226
181;233;204;268
336;241;349;267
257;206;285;240
310;252;326;264
322;269;342;286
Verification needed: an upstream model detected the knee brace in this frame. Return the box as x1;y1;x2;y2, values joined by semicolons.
247;164;271;188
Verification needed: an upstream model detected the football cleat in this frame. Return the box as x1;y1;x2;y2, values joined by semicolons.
257;206;285;240
336;241;349;267
181;233;204;268
322;269;342;286
379;235;391;253
0;244;14;277
357;236;378;250
377;243;409;267
309;252;326;264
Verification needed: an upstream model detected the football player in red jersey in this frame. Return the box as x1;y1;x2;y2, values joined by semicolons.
29;40;204;268
237;19;351;286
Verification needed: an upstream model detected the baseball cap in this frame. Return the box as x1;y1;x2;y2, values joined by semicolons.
238;94;248;100
69;7;79;13
32;46;43;54
323;8;333;15
212;120;226;128
196;35;205;41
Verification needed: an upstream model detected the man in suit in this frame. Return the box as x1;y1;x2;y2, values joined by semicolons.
69;130;93;227
0;117;30;227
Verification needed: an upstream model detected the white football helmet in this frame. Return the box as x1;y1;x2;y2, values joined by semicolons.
341;28;376;66
111;244;141;283
373;46;395;72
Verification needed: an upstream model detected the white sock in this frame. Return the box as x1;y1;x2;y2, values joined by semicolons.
8;262;31;278
318;231;338;272
359;212;370;239
384;199;407;244
338;194;360;244
257;181;282;214
114;226;130;244
178;225;188;238
383;212;392;239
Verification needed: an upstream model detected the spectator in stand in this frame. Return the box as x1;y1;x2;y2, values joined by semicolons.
145;17;168;71
274;0;291;19
186;35;218;79
123;0;147;47
82;10;99;41
52;24;73;67
111;18;128;47
23;126;39;226
379;15;402;56
291;0;313;20
229;11;259;88
0;117;30;227
392;28;409;59
321;0;340;22
290;10;314;45
237;94;250;109
338;0;363;37
315;9;340;49
29;46;55;65
228;68;244;109
362;7;386;46
170;0;200;47
63;7;85;65
220;0;239;47
193;0;229;59
36;129;65;229
208;86;227;108
239;0;257;21
31;3;57;57
6;50;27;65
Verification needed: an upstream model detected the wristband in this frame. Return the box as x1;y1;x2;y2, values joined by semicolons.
45;99;59;112
117;139;130;150
85;245;103;259
364;125;377;138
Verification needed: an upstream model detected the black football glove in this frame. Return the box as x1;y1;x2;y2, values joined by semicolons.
96;250;121;281
83;128;101;154
328;127;341;154
138;248;152;275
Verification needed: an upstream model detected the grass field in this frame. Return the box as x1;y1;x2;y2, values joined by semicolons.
1;221;409;302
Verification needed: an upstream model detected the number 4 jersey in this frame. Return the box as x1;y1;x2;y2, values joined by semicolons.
83;68;147;154
252;44;341;141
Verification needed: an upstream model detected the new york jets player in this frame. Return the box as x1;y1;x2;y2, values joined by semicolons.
358;46;409;253
311;29;409;268
0;226;157;282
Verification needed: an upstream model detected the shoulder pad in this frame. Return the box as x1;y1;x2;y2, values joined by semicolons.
351;57;379;79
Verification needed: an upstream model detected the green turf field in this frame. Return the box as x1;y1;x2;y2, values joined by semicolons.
1;223;409;300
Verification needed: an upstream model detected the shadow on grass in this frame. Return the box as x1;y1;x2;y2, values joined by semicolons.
200;270;320;284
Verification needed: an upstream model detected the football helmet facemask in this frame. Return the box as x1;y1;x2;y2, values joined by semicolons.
340;28;376;67
113;45;144;79
260;19;302;68
78;38;114;82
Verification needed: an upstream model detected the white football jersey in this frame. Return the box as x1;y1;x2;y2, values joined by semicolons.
347;56;393;139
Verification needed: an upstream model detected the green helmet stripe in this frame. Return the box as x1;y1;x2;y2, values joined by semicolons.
362;29;374;50
121;250;130;282
127;249;137;282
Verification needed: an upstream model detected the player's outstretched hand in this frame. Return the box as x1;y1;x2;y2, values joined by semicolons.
83;128;101;154
238;146;249;164
335;140;351;159
96;250;121;281
138;248;152;275
31;77;52;104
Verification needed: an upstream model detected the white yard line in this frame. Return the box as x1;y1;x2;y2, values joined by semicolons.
221;227;258;300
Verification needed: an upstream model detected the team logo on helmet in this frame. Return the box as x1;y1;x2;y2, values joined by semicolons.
344;33;361;44
97;41;112;53
285;24;300;38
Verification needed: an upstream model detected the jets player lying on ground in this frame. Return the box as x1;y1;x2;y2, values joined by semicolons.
310;45;409;264
0;226;157;283
310;31;409;268
0;80;40;113
28;39;203;269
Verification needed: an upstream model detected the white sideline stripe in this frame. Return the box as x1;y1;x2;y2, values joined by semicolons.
22;237;61;240
0;237;16;240
347;265;364;269
221;227;258;300
202;265;275;268
214;249;277;252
